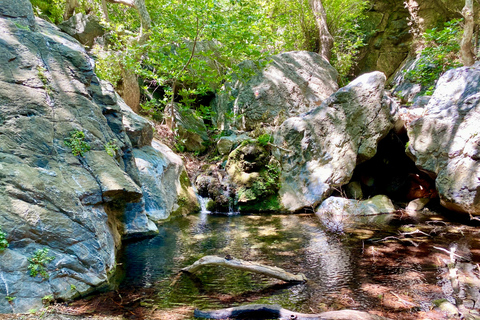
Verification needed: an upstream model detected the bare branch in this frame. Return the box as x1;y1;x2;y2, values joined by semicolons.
181;255;307;282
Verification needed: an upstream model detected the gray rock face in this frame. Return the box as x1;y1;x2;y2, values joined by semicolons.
273;72;397;212
175;108;209;153
0;3;157;312
407;65;480;214
357;0;467;79
119;93;154;148
58;13;104;47
214;51;338;131
134;140;199;221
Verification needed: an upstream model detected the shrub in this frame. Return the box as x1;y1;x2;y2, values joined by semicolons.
0;227;8;252
64;130;91;157
105;141;119;157
404;19;462;94
257;134;273;147
28;248;55;280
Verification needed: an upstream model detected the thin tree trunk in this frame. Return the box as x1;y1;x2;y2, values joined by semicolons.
101;0;110;22
63;0;79;21
309;0;333;62
167;17;200;130
461;0;475;66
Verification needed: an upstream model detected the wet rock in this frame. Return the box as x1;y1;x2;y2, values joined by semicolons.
344;181;363;200
273;72;397;212
407;64;480;214
214;51;338;131
195;170;233;212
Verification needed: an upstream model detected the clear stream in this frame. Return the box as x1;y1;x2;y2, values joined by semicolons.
119;208;480;319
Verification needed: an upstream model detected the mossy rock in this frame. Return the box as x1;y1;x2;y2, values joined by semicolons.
171;170;200;216
238;194;282;213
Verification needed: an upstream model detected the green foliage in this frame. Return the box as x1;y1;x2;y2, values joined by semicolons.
269;0;317;51
42;295;54;305
5;296;15;303
240;162;281;202
327;0;370;83
404;19;462;94
138;0;275;104
64;130;91;157
28;248;55;280
92;48;123;87
0;227;8;252
257;134;273;147
30;0;64;24
270;0;369;81
105;141;119;157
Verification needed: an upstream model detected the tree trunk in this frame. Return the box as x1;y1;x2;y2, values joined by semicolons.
309;0;333;62
461;0;475;66
181;255;307;282
101;0;110;22
63;0;79;21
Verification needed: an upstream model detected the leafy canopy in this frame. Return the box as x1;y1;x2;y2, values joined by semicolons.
404;19;462;95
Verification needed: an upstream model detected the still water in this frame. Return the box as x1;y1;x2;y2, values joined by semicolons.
120;210;480;319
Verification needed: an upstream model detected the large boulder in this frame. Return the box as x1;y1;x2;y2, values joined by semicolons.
58;13;104;47
133;140;199;221
0;2;156;312
214;51;338;131
406;64;480;215
273;72;397;212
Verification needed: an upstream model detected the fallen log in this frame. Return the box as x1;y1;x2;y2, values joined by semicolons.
181;255;307;282
194;304;392;320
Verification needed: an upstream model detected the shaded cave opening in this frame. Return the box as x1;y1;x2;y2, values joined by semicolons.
340;130;437;205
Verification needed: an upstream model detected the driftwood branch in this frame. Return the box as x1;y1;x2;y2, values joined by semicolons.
181;255;307;282
194;304;392;320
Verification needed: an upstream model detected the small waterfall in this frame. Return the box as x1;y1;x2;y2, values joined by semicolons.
197;195;211;215
225;183;239;216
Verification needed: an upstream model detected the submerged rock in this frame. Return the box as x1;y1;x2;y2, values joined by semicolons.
273;72;397;212
317;195;396;217
407;64;480;215
214;51;338;131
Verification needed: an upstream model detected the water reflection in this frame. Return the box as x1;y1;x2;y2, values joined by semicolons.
120;212;480;317
121;214;361;309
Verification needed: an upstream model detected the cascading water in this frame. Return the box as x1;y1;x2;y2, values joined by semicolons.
197;195;211;215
